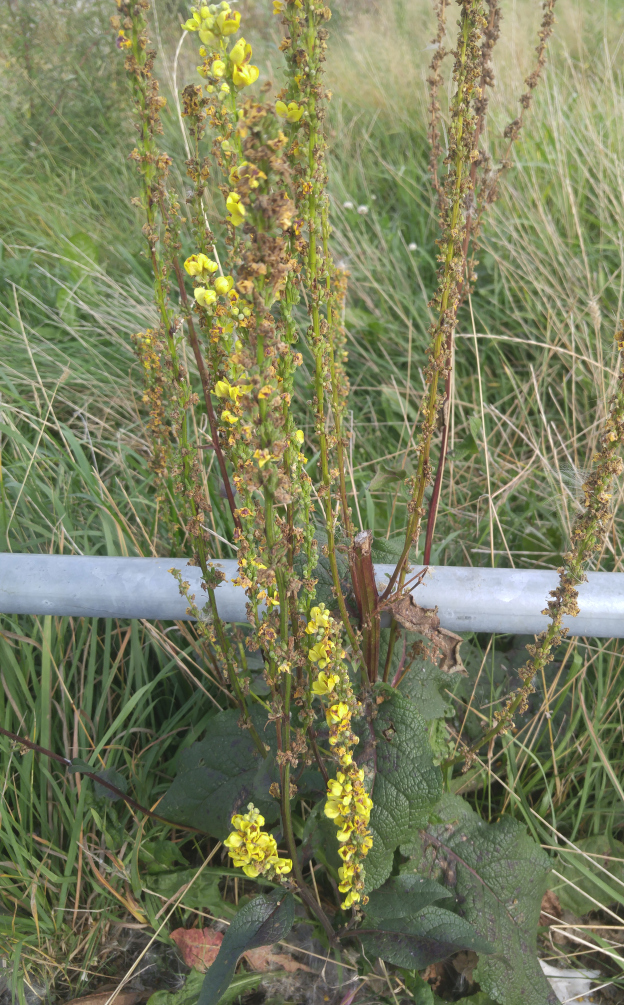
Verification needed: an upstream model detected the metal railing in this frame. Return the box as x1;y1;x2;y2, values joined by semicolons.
0;554;622;636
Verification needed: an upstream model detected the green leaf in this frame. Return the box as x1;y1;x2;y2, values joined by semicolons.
147;969;271;1005
450;433;479;461
378;628;454;722
366;874;455;918
369;464;408;492
397;660;453;722
144;867;233;916
547;835;624;915
364;692;442;893
359;903;493;970
67;758;91;774
402;795;556;1005
147;969;205;1005
197;889;294;1005
157;710;280;839
302;801;342;879
399;970;438;1005
93;767;127;801
469;414;482;441
139;839;188;874
358;874;493;969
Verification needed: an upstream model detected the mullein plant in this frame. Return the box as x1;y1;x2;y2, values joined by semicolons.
109;0;622;998
113;0;371;939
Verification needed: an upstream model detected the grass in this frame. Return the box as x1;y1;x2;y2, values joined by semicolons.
1;0;624;999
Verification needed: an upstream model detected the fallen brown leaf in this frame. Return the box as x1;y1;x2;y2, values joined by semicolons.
243;946;313;973
63;991;144;1005
539;889;562;928
170;927;223;971
391;595;440;634
390;596;466;675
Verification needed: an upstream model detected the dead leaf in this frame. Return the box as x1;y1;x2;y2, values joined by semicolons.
421;962;445;992
391;595;441;633
436;627;466;675
243;946;313;973
389;596;466;675
63;991;144;1005
170;927;223;971
539;889;562;927
451;950;479;982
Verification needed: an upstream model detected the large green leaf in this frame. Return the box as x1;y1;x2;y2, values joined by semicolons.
359;904;493;970
197;889;295;1005
402;795;556;1005
378;625;455;721
366;874;455;917
357;874;493;969
157;710;280;839
364;693;442;892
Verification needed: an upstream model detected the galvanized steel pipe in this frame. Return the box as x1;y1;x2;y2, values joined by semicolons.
0;554;622;637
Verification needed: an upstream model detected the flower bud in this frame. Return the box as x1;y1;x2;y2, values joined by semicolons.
194;287;217;307
214;275;234;296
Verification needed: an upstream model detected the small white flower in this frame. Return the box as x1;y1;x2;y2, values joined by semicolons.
357;205;369;215
343;200;354;209
408;242;417;251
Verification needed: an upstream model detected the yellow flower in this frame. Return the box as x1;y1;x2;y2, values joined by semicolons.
229;161;267;189
273;0;284;12
311;671;339;695
253;448;271;468
341;889;360;909
308;642;331;668
229;37;249;66
214;275;234;296
221;409;239;424
229;38;259;88
182;11;202;30
273;857;293;875
211;59;226;77
194;286;217;307
198;15;217;44
233;62;259;87
213;378;251;402
184;253;218;277
338;843;357;861
294;429;305;444
275;100;304;123
216;8;240;33
326;701;350;725
338;862;356;892
312;605;330;627
336;820;355;842
226;191;246;227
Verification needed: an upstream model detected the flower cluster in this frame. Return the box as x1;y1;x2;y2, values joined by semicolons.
182;2;259;91
325;765;373;909
184;254;247;319
224;803;292;879
306;604;374;909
